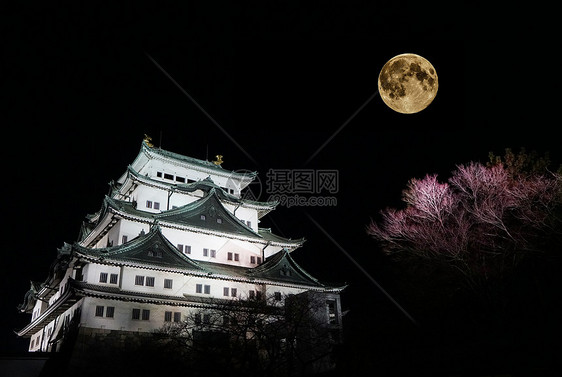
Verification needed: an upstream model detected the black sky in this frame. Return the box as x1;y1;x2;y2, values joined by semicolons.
2;2;558;363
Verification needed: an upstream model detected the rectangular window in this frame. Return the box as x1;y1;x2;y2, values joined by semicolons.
164;173;174;180
196;284;203;293
164;279;173;289
145;276;155;287
247;221;252;227
157;172;162;178
185;245;191;254
203;314;211;324
132;308;141;320
177;244;184;252
173;312;181;323
122;235;128;244
164;311;172;322
231;288;237;297
249;290;255;299
200;214;206;220
216;218;222;224
135;275;145;286
227;252;233;261
203;248;209;257
110;274;118;284
257;257;262;264
146;200;152;209
327;300;338;324
175;176;185;183
154;202;160;210
142;309;150;321
194;313;202;324
204;285;211;294
210;249;216;258
95;305;105;317
250;256;256;264
274;292;282;301
106;306;115;318
223;287;229;297
99;272;108;283
234;253;240;262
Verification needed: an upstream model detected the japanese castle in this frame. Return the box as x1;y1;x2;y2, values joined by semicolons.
16;138;344;368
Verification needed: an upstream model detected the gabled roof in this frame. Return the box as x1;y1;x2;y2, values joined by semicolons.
102;189;262;239
247;249;324;287
74;225;206;273
156;188;261;238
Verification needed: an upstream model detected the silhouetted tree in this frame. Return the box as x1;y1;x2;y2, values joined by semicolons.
154;292;338;377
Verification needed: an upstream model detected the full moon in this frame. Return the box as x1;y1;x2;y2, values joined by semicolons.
378;53;438;114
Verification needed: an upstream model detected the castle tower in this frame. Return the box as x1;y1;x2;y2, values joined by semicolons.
16;139;344;372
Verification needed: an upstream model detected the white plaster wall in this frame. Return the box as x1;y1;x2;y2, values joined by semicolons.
82;263;121;285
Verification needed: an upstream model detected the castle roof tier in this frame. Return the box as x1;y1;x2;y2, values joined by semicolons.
79;185;304;250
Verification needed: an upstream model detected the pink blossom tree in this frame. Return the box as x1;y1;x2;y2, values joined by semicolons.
368;150;562;290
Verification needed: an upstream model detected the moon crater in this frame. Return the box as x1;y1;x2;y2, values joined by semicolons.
378;53;438;114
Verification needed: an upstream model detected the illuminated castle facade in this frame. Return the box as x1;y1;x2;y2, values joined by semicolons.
16;139;344;368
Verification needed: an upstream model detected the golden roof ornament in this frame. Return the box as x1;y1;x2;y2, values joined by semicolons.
143;134;154;148
212;155;224;166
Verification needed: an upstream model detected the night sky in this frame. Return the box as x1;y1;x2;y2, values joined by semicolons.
2;2;559;373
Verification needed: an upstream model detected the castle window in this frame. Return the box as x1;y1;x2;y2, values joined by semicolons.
165;311;182;323
95;306;105;317
142;309;150;321
177;244;183;252
146;200;152;209
164;279;173;289
327;300;338;324
145;276;155;287
157;172;162;178
249;290;255;299
175;176;185;183
148;249;162;258
203;248;209;257
204;285;211;294
185;245;191;254
164;173;174;180
217;218;222;224
110;274;118;284
231;288;237;297
210;249;216;258
106;306;115;318
250;256;256;264
99;272;108;283
227;252;232;260
223;287;229;296
246;221;252;227
234;253;240;262
200;214;206;220
132;308;140;320
196;284;202;293
122;235;128;244
135;275;145;286
274;292;282;301
257;257;262;264
154;202;160;210
203;314;211;324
